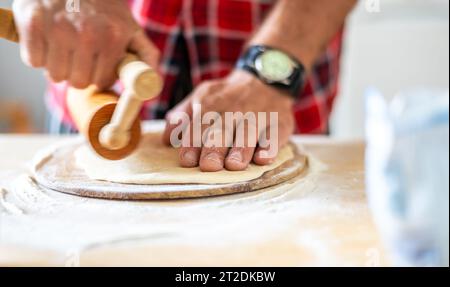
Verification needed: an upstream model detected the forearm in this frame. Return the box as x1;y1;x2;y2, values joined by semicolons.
249;0;356;70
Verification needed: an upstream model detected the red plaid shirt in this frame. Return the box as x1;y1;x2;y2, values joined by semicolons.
47;0;343;134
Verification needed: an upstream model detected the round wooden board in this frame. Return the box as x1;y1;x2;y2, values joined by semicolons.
33;142;308;200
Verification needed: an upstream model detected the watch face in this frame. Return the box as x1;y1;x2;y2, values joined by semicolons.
255;50;295;82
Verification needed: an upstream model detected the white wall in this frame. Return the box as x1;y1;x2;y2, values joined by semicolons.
0;0;47;132
0;0;449;135
331;0;450;139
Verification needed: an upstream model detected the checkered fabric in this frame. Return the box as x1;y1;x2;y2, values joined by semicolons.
46;0;343;134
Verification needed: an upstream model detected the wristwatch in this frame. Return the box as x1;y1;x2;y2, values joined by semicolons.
236;45;305;98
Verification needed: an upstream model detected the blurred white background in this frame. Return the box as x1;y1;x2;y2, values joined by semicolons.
0;0;449;135
331;0;449;138
0;0;46;132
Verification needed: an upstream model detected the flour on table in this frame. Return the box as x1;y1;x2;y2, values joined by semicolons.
2;121;384;266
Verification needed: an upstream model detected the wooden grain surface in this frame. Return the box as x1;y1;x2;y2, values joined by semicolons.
67;88;142;160
0;8;19;43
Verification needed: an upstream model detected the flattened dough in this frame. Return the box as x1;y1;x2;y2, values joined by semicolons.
76;132;294;185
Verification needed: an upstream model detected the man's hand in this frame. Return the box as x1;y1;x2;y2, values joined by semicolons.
13;0;160;89
163;70;295;172
161;0;355;172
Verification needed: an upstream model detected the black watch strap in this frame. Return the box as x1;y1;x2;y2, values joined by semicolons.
236;45;305;98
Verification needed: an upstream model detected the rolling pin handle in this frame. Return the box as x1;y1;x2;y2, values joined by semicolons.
99;89;138;150
119;53;163;100
99;54;163;151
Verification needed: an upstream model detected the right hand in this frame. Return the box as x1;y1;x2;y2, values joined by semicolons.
13;0;160;89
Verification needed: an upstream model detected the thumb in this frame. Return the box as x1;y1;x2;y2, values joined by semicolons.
128;29;161;73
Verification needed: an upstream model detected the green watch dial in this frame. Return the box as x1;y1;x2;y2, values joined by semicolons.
255;50;295;82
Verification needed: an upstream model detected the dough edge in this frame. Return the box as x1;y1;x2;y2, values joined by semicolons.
75;132;295;185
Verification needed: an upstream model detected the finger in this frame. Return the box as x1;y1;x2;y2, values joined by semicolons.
163;97;200;167
180;147;202;168
16;6;47;67
67;22;101;89
92;51;123;90
178;123;202;168
225;119;258;171
200;144;229;172
171;81;224;167
45;44;72;83
199;114;232;172
225;146;255;171
177;100;204;168
129;29;161;72
167;80;221;146
44;10;77;83
162;97;193;146
253;121;291;166
253;146;276;166
92;22;127;89
68;49;96;89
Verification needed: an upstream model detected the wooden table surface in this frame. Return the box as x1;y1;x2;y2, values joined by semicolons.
0;131;390;266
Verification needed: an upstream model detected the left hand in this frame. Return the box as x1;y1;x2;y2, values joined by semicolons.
162;70;295;172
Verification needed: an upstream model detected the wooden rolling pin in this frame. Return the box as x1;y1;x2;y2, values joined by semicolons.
0;8;163;160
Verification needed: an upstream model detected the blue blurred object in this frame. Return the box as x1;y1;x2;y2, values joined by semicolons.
365;88;449;267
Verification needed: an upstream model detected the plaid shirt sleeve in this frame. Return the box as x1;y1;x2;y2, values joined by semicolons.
46;0;343;135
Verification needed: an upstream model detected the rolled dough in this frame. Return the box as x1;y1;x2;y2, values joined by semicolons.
76;132;295;185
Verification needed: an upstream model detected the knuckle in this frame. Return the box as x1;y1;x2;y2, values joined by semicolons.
94;75;114;90
202;99;216;111
70;78;90;89
28;59;42;68
51;16;73;38
20;50;39;68
105;21;126;45
23;9;44;34
150;49;161;63
199;81;213;90
77;21;98;46
20;47;42;68
79;33;95;47
196;81;217;96
49;71;65;83
20;49;34;67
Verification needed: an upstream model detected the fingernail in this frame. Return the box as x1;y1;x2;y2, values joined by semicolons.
182;151;197;165
228;151;243;162
258;150;276;160
205;153;222;165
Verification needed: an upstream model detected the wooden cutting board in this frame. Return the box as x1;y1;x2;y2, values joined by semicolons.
32;141;308;200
